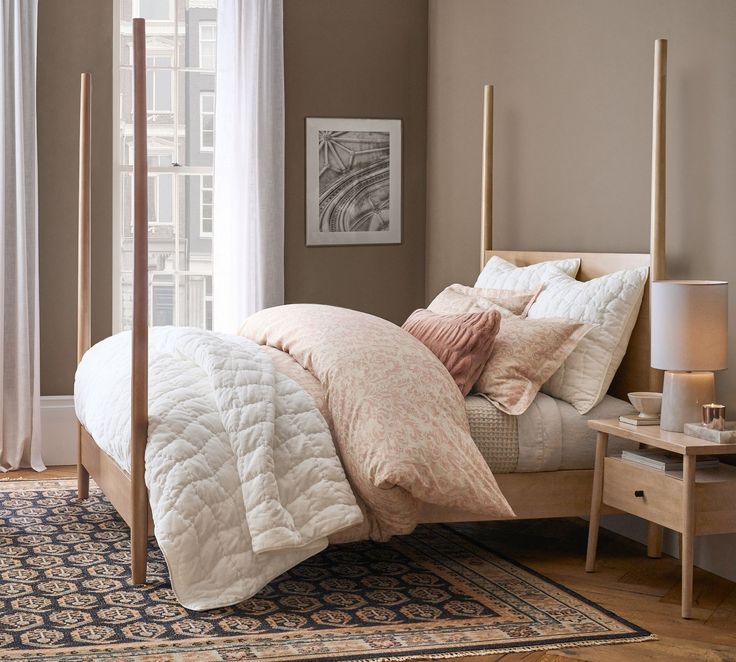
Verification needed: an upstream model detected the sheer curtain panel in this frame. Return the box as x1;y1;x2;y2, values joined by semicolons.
0;0;44;471
213;0;284;332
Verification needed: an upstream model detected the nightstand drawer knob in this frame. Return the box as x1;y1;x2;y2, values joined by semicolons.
634;490;645;498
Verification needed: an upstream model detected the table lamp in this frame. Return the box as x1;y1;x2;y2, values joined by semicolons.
651;280;728;432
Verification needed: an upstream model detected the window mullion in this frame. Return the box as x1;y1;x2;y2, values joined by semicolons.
173;0;181;320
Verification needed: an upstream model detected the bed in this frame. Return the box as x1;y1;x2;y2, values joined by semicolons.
465;393;636;474
74;19;669;604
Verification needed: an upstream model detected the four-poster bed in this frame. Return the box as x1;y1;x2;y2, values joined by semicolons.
75;20;669;586
417;40;667;544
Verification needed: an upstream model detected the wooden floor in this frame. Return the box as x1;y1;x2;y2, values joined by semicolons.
4;467;736;661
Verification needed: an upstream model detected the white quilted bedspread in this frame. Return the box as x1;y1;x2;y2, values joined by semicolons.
74;327;363;610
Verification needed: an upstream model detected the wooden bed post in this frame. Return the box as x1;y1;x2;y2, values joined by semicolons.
77;73;92;501
648;38;667;559
650;39;667;284
649;39;666;395
480;84;494;269
131;17;150;585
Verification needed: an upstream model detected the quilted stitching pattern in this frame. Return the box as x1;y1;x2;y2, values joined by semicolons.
528;267;649;413
474;256;581;290
74;328;363;611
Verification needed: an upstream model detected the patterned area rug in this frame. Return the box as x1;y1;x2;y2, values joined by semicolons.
0;484;654;661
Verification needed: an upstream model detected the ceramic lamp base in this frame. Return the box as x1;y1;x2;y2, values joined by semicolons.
661;371;715;432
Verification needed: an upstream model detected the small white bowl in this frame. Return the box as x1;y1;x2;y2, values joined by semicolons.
628;392;663;419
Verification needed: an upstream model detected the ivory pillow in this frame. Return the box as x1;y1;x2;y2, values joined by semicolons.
528;266;649;414
475;317;592;415
475;256;580;290
402;308;501;396
428;283;541;318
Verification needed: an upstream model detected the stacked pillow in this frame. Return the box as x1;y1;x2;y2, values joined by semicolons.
428;283;541;318
472;316;591;415
475;256;581;289
403;256;648;417
404;261;593;414
475;256;649;413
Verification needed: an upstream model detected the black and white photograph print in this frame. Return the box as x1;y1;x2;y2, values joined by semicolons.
306;118;402;246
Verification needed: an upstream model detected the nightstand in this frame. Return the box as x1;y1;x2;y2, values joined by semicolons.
585;419;736;618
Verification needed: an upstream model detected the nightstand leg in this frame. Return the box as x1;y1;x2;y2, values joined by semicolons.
681;455;696;618
586;432;608;572
647;523;664;558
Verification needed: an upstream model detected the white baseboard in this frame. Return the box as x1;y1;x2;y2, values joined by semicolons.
41;395;77;466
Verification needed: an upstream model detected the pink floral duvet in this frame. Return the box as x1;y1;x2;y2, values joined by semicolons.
240;304;514;541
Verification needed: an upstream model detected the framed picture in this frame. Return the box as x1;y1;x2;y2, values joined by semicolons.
306;118;402;246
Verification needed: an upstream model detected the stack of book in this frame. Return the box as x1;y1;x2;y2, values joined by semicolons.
619;413;660;426
621;449;720;472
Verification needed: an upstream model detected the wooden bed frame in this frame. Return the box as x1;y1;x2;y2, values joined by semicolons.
76;21;669;584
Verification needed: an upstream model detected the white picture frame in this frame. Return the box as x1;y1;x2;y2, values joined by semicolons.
306;118;402;246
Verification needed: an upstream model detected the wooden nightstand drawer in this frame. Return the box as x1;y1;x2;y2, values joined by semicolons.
603;456;736;535
603;457;682;531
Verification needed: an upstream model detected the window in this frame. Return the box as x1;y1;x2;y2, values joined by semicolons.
148;173;174;225
151;277;175;326
134;0;172;21
147;55;173;113
200;174;213;235
114;0;217;331
204;275;213;330
200;92;214;152
199;22;216;70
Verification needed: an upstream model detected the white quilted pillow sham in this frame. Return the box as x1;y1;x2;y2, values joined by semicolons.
528;266;649;414
475;256;581;290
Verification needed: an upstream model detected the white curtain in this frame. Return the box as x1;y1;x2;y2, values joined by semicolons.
213;0;285;333
0;0;44;471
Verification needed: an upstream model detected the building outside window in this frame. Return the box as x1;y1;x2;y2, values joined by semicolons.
147;55;173;113
200;92;214;152
199;21;216;70
200;174;213;236
114;0;216;331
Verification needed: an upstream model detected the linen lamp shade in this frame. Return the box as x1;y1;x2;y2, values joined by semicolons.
651;281;728;372
651;280;728;432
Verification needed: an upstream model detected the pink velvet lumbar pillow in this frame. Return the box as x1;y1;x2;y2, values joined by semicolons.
474;316;593;415
402;308;501;396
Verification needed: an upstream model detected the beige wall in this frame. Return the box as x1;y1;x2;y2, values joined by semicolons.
38;0;428;395
426;0;736;409
283;0;428;324
38;0;113;395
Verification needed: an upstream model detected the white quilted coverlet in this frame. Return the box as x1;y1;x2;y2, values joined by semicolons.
74;327;363;610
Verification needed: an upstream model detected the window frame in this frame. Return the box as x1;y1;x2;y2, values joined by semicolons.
204;275;213;329
146;55;174;115
200;174;213;237
112;0;217;332
146;172;175;226
133;0;174;22
198;21;216;71
150;278;175;326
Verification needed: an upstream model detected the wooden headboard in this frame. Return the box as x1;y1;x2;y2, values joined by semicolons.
477;40;668;401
